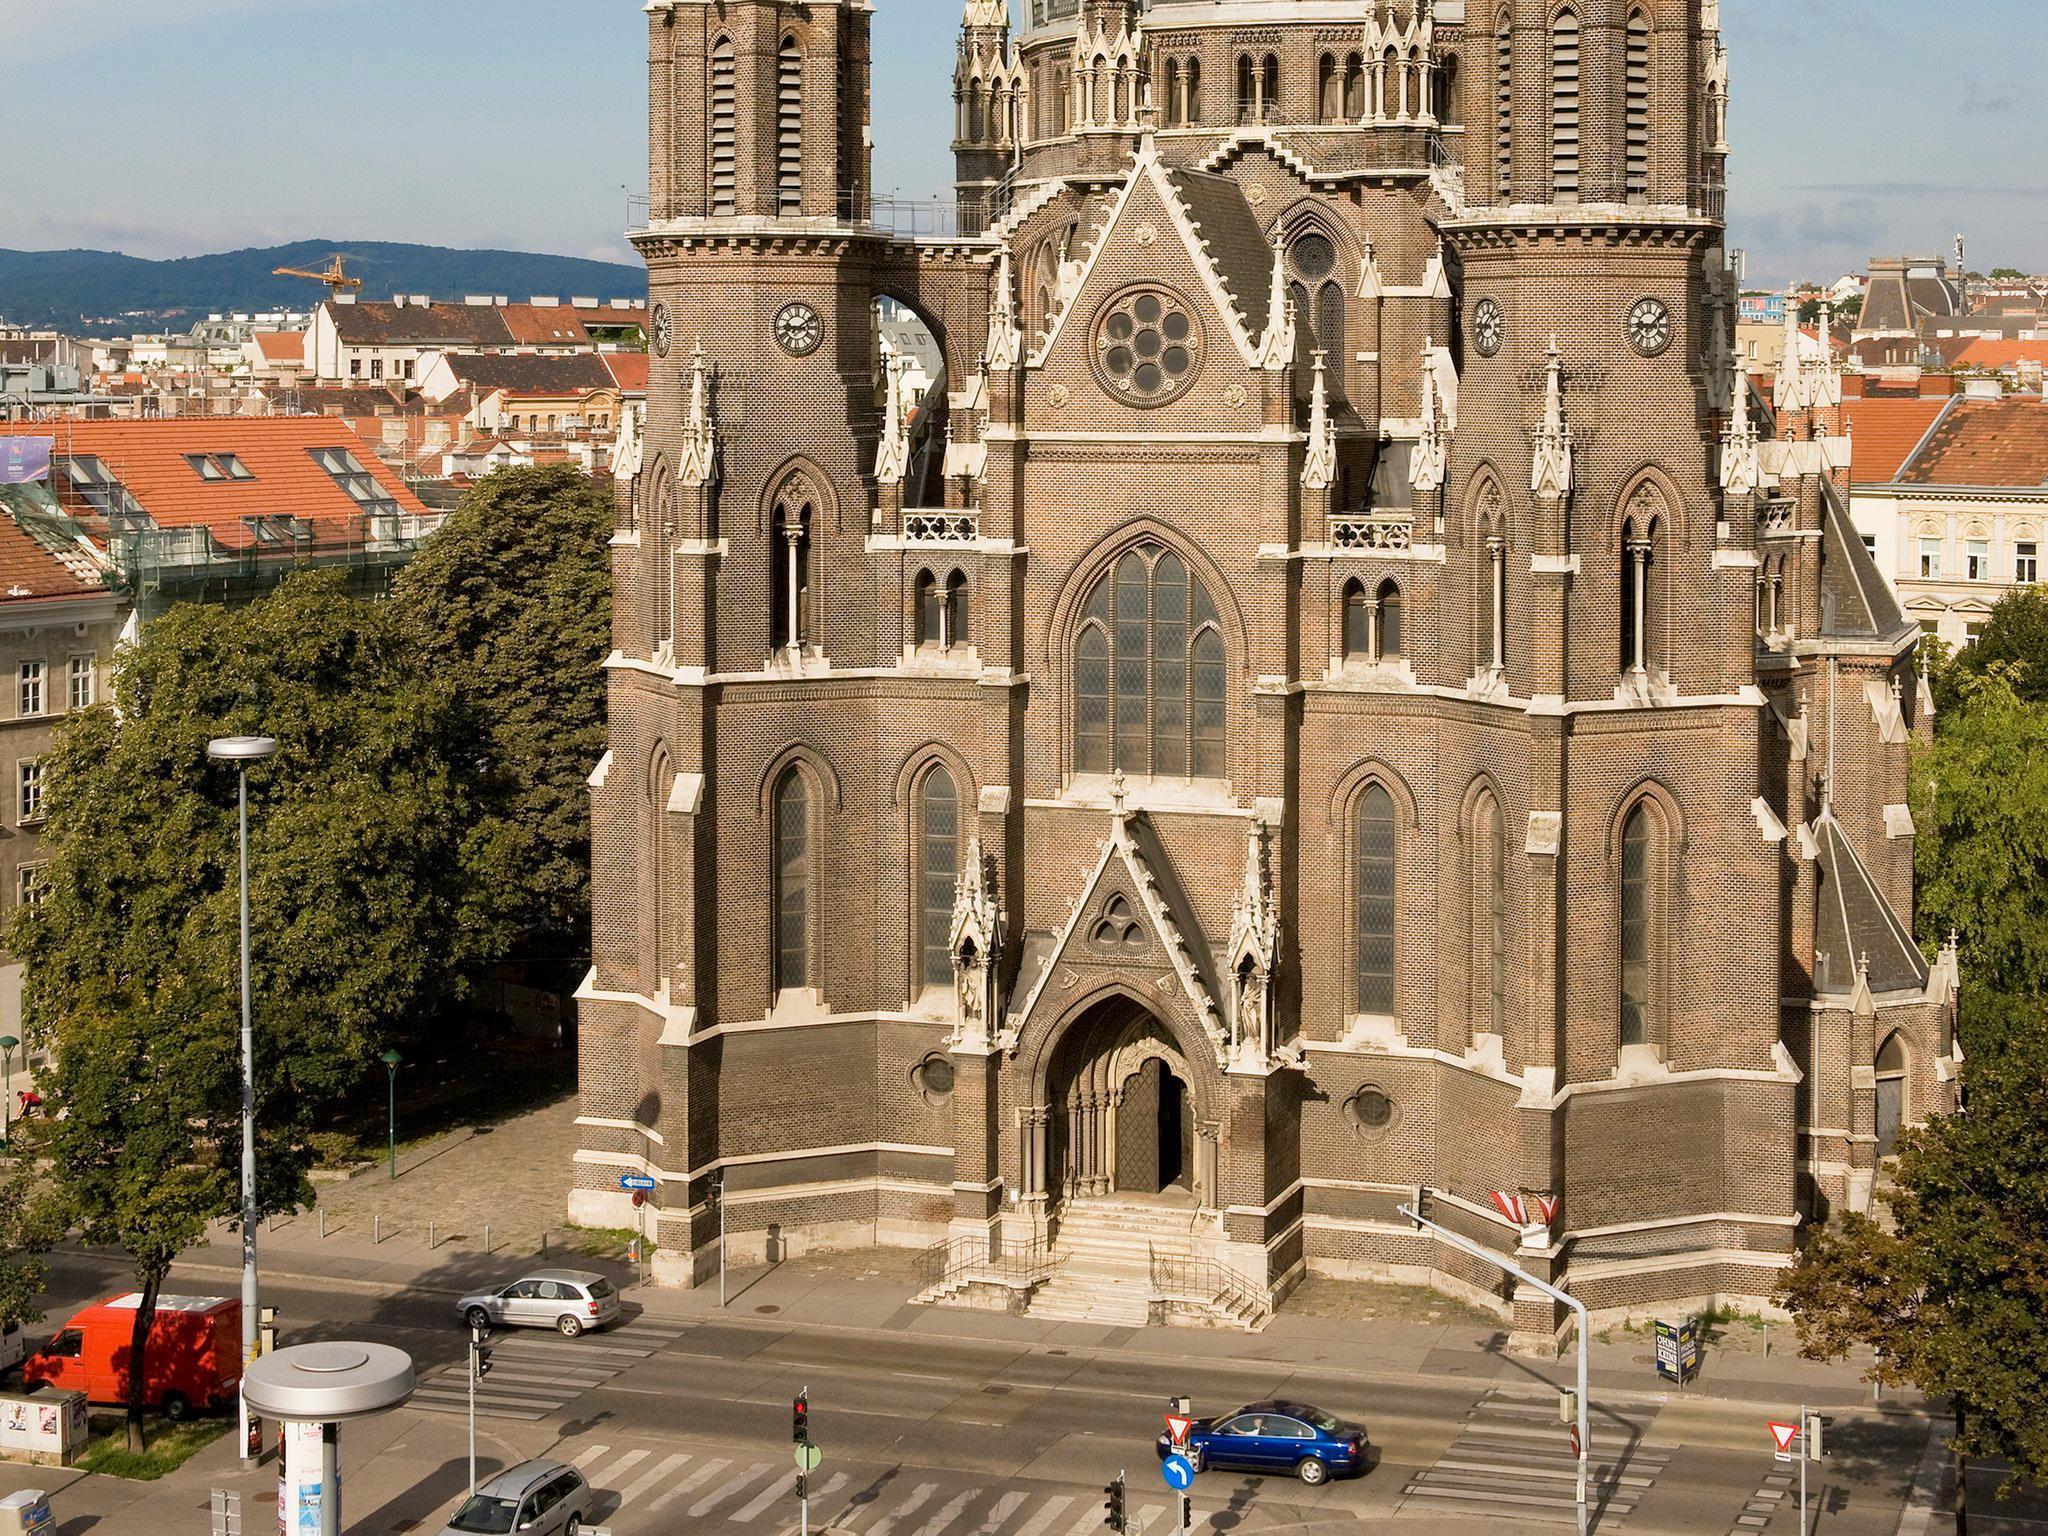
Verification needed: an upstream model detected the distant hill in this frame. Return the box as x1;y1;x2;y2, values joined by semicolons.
0;240;646;331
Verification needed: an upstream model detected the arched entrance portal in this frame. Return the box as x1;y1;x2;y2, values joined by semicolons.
1041;993;1213;1208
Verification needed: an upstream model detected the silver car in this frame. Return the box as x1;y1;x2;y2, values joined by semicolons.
442;1459;592;1536
458;1269;621;1337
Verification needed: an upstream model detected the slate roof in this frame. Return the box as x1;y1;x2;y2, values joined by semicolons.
438;352;618;397
1898;398;2048;487
1166;168;1274;342
327;300;519;348
1819;483;1910;641
1812;808;1928;996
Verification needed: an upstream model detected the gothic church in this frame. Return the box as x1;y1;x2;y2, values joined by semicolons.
577;0;1959;1335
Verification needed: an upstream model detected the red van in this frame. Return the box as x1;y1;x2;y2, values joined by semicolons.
23;1295;240;1419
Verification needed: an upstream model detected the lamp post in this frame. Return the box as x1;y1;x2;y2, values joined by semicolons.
380;1049;402;1179
206;734;279;1468
0;1033;17;1149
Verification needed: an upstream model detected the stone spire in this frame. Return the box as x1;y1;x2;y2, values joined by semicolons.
1410;338;1448;494
874;353;909;486
1301;350;1336;492
985;247;1021;371
1226;819;1280;1071
962;0;1007;28
678;341;717;489
1720;363;1763;500
1774;287;1810;415
1530;337;1573;501
1254;233;1296;371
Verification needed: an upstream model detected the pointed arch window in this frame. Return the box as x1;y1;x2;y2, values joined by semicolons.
1354;783;1397;1015
1374;579;1403;660
772;483;815;654
1163;59;1183;125
1621;508;1660;672
1344;52;1366;119
1495;9;1514;201
710;36;738;216
1625;10;1651;201
915;569;940;647
1237;55;1256;123
650;748;674;983
774;770;812;994
1318;53;1343;122
1185;57;1202;123
652;472;676;654
945;570;968;649
1549;8;1580;201
1475;789;1508;1041
918;767;959;990
1618;802;1662;1048
1342;580;1370;661
1073;542;1226;779
776;35;805;215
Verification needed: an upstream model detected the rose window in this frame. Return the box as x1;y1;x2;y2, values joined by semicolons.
1094;287;1201;405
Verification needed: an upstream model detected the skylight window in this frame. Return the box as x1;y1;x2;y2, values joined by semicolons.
307;447;400;517
185;453;255;482
59;455;144;519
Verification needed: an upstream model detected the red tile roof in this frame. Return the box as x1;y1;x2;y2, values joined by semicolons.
600;352;649;394
0;419;428;546
1952;337;2048;371
1899;398;2048;487
0;508;106;605
1843;396;1952;483
252;331;307;364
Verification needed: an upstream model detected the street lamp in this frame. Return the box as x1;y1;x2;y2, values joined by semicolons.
0;1033;18;1149
206;733;278;1468
380;1049;403;1179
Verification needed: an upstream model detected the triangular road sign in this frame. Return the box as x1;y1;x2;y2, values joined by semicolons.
1165;1415;1195;1447
1768;1421;1799;1455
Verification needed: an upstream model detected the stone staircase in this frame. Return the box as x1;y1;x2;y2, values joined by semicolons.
1025;1198;1270;1331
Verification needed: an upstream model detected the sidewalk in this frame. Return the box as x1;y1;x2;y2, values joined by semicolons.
176;1215;1915;1420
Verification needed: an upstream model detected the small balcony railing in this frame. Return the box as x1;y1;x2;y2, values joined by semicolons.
1329;513;1414;552
904;511;980;543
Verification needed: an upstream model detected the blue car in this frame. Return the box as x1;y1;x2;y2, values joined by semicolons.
1156;1400;1368;1486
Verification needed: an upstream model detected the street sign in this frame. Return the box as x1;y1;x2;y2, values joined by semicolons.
618;1174;656;1192
794;1443;823;1473
1769;1421;1799;1460
1164;1414;1194;1448
1161;1455;1194;1492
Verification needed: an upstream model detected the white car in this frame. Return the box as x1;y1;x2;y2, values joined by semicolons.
0;1321;24;1378
457;1270;621;1337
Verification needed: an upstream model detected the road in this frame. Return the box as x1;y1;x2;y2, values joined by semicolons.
26;1248;1939;1536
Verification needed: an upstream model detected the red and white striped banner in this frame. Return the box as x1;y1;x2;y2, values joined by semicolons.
1527;1191;1562;1227
1488;1190;1527;1225
1489;1190;1562;1228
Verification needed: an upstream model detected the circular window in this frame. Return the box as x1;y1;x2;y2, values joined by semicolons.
1343;1086;1394;1133
1290;233;1337;281
1093;286;1203;406
911;1053;955;1103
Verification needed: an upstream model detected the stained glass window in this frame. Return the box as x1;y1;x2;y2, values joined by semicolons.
1074;544;1226;779
1620;805;1653;1046
920;769;958;989
775;771;810;992
1355;784;1396;1014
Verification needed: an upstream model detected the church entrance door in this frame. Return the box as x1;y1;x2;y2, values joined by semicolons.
1041;993;1211;1208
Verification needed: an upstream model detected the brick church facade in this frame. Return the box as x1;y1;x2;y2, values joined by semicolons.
575;0;1960;1332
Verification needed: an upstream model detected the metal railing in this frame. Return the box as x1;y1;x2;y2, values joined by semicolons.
1148;1252;1270;1326
914;1233;1060;1296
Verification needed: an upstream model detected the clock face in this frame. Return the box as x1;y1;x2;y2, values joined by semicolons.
1628;297;1673;357
774;302;823;357
1472;298;1504;358
650;302;671;359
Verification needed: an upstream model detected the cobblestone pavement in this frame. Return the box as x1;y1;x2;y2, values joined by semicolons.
284;1088;581;1257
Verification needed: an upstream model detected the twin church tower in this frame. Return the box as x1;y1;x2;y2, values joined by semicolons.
576;0;1955;1337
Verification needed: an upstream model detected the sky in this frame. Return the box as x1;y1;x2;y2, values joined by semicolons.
0;0;2042;289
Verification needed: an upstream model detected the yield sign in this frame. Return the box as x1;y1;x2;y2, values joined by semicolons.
1768;1421;1799;1456
1165;1415;1195;1448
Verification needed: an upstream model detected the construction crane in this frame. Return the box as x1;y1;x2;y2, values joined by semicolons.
272;254;363;295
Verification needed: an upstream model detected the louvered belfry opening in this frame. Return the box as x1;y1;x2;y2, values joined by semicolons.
1549;8;1580;201
1495;8;1513;201
1625;10;1651;200
709;36;737;215
777;33;804;215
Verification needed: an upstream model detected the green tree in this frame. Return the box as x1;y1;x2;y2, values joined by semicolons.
392;464;613;965
1946;586;2048;705
1779;1003;2048;1531
1991;267;2026;280
12;571;482;1445
0;1153;56;1337
1912;667;2048;994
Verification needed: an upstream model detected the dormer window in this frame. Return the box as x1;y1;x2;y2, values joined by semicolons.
185;453;254;482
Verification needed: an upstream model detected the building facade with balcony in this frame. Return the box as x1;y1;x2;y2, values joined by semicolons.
577;0;1951;1339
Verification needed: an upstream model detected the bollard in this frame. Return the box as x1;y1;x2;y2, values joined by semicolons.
429;1220;436;1250
541;1232;549;1258
484;1224;491;1255
374;1214;381;1245
319;1208;326;1240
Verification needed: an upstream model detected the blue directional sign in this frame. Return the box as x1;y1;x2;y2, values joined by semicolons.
619;1174;657;1191
1161;1455;1195;1491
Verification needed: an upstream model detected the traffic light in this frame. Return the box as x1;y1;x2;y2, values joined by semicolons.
469;1341;493;1382
1103;1473;1126;1533
1803;1412;1824;1460
793;1389;809;1444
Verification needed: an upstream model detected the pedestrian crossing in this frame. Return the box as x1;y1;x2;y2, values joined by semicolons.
407;1316;688;1422
568;1446;1179;1536
1399;1386;1674;1525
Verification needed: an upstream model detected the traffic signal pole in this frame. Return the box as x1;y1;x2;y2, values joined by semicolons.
1400;1195;1589;1536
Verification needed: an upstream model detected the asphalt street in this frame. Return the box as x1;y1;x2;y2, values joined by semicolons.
25;1248;1940;1536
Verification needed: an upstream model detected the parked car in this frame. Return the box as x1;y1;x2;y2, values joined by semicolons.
0;1320;24;1381
441;1459;592;1536
1156;1400;1368;1485
21;1294;240;1420
457;1270;620;1337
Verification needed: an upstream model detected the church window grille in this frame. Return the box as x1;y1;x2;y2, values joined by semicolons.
1374;579;1403;660
1475;789;1507;1041
1354;784;1397;1015
710;36;737;216
1345;52;1365;120
1342;580;1370;661
1549;8;1580;201
774;770;812;993
1318;53;1341;123
777;35;804;215
919;767;959;990
1495;9;1513;201
1073;543;1226;779
1625;10;1651;201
